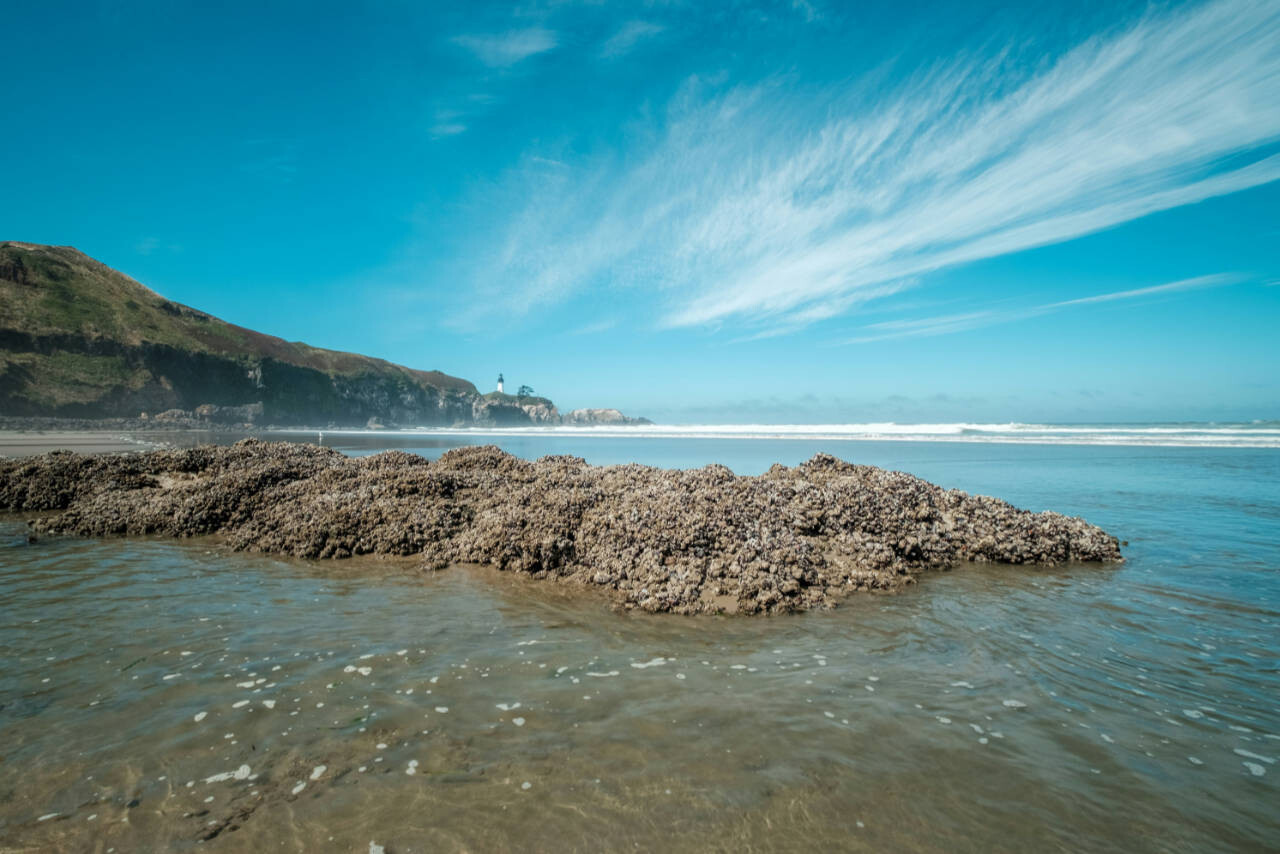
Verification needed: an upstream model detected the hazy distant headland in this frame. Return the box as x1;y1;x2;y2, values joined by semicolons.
0;242;648;430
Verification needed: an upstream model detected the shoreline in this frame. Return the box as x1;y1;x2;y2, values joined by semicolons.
3;416;1278;454
0;430;167;457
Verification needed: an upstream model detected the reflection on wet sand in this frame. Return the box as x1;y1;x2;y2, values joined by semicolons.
1;526;1275;852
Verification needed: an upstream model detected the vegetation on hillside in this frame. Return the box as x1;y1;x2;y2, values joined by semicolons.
0;242;476;391
0;242;483;422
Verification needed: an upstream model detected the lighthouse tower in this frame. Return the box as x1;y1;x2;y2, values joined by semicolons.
496;373;505;394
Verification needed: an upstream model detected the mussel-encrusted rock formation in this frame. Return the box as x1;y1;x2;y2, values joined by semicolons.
0;440;1122;614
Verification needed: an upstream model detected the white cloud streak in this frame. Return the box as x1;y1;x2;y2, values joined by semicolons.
843;273;1239;342
599;20;664;58
430;122;468;138
1051;275;1234;307
454;28;558;67
466;0;1280;333
569;318;618;335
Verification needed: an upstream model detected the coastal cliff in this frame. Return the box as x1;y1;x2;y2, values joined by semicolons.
0;242;646;428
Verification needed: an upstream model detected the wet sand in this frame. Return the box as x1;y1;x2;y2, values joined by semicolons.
1;433;1276;852
0;430;162;457
1;525;1275;852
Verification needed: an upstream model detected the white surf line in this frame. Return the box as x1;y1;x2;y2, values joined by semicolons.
266;424;1280;449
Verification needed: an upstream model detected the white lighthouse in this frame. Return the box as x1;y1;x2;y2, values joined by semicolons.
496;373;505;394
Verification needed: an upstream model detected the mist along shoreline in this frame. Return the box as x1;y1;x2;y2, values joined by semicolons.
0;438;1122;615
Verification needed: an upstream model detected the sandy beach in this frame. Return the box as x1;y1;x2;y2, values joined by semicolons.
0;430;162;458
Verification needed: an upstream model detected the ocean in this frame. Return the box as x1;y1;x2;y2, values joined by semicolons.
2;425;1277;851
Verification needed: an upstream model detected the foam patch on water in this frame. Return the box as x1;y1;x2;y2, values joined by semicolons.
204;765;251;783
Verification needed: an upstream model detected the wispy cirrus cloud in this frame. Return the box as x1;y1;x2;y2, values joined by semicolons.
454;27;558;67
599;20;664;58
463;0;1280;333
844;274;1240;343
569;318;618;335
430;119;468;139
789;0;823;24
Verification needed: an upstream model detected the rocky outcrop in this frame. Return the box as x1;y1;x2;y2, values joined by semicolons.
464;399;652;428
562;408;652;426
192;402;264;424
467;397;647;427
471;397;543;426
519;401;560;424
0;441;1122;615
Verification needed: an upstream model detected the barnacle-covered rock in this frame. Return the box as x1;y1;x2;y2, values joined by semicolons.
0;441;1122;614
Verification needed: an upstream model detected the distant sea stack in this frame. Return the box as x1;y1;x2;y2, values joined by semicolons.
0;442;1123;615
0;242;647;428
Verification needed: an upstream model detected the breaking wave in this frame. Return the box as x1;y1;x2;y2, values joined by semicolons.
311;422;1280;449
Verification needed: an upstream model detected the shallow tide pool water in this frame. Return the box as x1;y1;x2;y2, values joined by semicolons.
1;435;1278;852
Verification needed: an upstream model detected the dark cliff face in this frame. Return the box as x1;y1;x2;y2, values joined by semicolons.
0;327;478;425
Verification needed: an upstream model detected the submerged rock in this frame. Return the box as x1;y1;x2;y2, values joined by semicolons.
0;440;1122;614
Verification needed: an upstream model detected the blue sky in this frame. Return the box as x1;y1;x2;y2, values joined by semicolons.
3;0;1278;423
